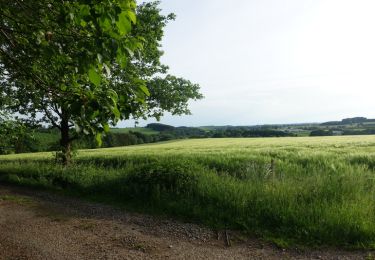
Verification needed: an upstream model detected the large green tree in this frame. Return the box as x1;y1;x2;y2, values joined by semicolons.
0;1;202;164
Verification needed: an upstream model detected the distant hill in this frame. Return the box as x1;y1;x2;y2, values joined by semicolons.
321;117;375;126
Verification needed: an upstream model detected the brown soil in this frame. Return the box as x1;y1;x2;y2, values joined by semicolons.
0;184;372;260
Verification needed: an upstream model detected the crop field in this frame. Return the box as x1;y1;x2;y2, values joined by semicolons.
1;136;375;248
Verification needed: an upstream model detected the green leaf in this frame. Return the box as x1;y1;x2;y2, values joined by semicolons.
127;10;136;24
99;16;112;31
116;50;127;68
91;110;100;119
113;106;120;118
116;11;131;36
140;85;150;96
95;132;102;147
88;68;101;87
103;123;110;133
78;4;90;17
80;20;87;27
107;89;118;103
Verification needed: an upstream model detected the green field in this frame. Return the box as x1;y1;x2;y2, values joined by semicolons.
1;136;375;248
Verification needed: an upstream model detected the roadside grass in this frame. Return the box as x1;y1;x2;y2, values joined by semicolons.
1;136;375;248
0;194;34;205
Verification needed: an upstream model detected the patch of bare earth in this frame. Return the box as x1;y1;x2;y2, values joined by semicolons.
0;184;372;260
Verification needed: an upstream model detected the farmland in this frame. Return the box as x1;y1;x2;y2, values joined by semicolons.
1;136;375;248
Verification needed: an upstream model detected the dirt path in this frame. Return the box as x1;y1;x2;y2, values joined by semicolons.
0;184;371;260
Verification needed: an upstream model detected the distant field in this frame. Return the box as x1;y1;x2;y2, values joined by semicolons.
4;135;374;160
1;135;375;248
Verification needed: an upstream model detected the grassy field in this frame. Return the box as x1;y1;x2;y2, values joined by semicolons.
1;136;375;248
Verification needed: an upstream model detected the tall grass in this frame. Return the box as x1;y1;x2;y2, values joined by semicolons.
1;136;375;248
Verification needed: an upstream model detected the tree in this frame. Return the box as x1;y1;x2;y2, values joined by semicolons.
0;112;36;154
0;1;202;164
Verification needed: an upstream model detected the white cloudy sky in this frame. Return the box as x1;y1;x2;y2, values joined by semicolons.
122;0;375;127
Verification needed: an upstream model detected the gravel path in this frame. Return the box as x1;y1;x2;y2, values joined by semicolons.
0;184;372;260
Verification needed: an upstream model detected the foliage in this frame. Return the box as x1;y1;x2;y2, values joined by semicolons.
343;129;375;135
0;114;37;154
1;136;375;248
310;129;334;136
146;123;175;131
0;0;141;130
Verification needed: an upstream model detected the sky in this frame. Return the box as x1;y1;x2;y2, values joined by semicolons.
122;0;375;127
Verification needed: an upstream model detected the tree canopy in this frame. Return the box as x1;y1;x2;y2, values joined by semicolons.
0;0;203;164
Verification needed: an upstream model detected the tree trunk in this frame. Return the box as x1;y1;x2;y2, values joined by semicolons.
60;117;72;166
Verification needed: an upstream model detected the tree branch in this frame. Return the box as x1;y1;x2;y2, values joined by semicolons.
0;28;16;47
41;103;61;130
